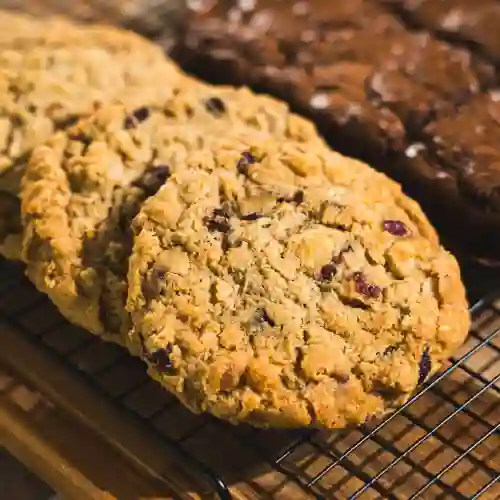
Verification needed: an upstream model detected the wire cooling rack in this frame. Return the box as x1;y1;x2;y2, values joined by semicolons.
0;255;498;500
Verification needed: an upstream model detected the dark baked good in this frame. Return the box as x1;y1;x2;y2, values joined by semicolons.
382;0;500;64
171;0;500;259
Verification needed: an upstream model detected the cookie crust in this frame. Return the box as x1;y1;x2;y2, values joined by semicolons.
126;138;469;429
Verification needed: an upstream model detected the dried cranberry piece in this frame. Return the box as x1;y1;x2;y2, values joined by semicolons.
258;309;276;327
341;297;371;310
240;212;262;221
133;106;150;122
292;190;305;204
353;272;381;299
383;345;398;356
204;208;231;233
383;220;408;236
134;165;171;196
335;373;350;384
69;133;92;150
418;347;431;385
320;263;336;281
124;106;150;128
204;97;226;116
237;151;257;175
146;343;174;372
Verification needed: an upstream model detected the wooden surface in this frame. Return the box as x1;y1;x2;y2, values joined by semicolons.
0;325;213;500
0;1;498;498
0;447;53;500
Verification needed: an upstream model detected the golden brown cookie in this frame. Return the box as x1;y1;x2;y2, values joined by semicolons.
126;138;470;429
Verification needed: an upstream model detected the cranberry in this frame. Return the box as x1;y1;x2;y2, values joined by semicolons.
237;151;257;175
418;347;431;385
383;220;408;236
353;272;381;299
146;343;174;372
320;263;336;281
240;212;262;221
204;208;231;233
124;106;150;128
292;190;305;204
204;97;226;116
258;309;276;327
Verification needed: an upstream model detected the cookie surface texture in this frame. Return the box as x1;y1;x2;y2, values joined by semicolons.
0;10;183;259
21;83;324;348
0;9;162;52
126;138;470;429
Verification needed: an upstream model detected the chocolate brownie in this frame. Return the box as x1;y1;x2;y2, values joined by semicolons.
382;0;500;64
127;135;469;428
172;0;492;145
171;0;500;258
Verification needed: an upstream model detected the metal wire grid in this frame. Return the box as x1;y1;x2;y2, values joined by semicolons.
0;256;498;499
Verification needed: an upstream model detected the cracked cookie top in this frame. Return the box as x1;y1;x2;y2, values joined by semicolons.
20;82;324;348
127;137;470;429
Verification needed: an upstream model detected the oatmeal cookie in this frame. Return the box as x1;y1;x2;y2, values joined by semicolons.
20;83;324;348
126;139;470;429
0;10;183;259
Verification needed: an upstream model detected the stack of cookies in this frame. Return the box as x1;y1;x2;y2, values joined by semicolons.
1;9;470;429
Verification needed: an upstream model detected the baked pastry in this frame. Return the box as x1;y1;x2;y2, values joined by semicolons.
0;9;183;259
20;83;324;348
171;0;500;259
127;137;470;429
381;0;500;63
